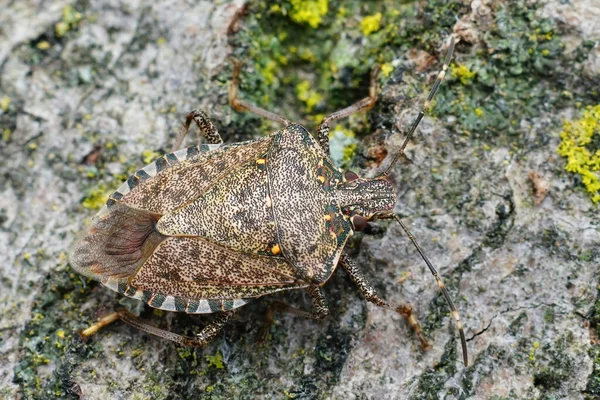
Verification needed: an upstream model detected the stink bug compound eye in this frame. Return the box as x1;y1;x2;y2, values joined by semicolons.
70;37;468;367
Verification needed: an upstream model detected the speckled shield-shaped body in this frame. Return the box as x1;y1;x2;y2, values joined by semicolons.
70;124;393;314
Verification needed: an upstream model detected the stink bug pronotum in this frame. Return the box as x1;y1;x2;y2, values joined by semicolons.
70;37;468;366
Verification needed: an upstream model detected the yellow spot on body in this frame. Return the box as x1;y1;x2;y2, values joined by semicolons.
37;41;50;50
271;244;281;255
317;175;326;183
57;330;65;339
256;158;266;165
324;215;332;221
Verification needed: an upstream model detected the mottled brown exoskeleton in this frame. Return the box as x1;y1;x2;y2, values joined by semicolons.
70;38;468;366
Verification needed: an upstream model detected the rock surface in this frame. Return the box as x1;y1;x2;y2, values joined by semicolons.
1;0;598;399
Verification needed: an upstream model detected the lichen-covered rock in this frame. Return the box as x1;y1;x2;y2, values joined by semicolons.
1;0;598;399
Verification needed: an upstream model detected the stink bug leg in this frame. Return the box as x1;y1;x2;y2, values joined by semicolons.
339;253;430;350
316;65;380;153
171;109;223;152
229;59;291;126
259;286;329;341
80;310;234;348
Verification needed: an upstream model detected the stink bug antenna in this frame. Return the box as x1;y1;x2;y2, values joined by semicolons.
382;37;455;176
380;213;468;366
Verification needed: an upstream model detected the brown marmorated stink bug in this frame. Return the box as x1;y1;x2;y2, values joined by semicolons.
70;37;468;366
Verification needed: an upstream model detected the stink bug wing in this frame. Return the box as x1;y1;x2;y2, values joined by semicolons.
109;137;273;216
120;236;308;313
69;202;166;282
268;125;353;283
156;148;278;255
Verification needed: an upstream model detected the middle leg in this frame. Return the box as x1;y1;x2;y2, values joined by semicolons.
259;285;329;340
339;252;430;350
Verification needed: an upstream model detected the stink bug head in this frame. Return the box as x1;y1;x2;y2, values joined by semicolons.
336;177;396;220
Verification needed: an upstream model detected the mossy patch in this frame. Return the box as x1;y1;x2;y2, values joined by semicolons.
585;283;600;399
434;1;599;148
14;267;101;399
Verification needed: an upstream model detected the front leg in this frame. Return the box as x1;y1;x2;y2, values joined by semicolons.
316;65;380;155
339;253;430;350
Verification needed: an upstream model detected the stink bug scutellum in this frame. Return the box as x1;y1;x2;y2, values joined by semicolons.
70;37;468;366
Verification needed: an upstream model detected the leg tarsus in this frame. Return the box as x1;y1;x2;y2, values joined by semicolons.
172;109;223;151
339;253;430;351
80;311;120;338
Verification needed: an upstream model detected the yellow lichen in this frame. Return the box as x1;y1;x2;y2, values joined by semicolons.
289;0;329;29
557;105;600;203
296;80;322;112
55;5;83;37
205;351;225;369
258;59;278;86
381;63;394;77
360;13;382;36
37;41;51;50
0;96;10;111
82;184;111;210
142;149;161;165
451;63;477;85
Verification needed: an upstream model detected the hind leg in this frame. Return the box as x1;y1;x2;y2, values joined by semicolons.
81;309;234;347
172;109;223;151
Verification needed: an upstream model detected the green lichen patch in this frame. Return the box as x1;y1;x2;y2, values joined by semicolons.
226;0;466;141
585;283;600;399
530;333;576;395
434;1;598;149
413;339;458;399
14;266;102;399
